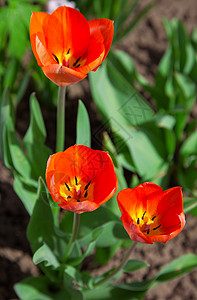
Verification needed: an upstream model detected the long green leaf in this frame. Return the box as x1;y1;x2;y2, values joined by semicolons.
76;100;91;147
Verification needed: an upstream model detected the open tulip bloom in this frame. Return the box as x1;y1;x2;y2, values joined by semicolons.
30;6;114;86
117;182;185;244
46;145;118;214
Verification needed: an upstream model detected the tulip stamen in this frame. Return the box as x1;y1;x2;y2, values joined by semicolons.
137;218;140;224
152;216;156;221
147;228;150;234
75;64;80;68
67;196;71;199
84;190;88;198
52;53;59;64
77;199;80;202
142;211;146;220
67;48;70;54
75;176;78;185
153;224;161;231
73;57;81;67
84;181;91;190
65;182;70;191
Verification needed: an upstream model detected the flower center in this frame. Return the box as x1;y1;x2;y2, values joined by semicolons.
52;48;86;69
59;176;91;203
134;211;161;235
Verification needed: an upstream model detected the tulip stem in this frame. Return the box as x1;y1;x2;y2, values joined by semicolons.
62;213;80;263
56;86;66;152
94;241;138;287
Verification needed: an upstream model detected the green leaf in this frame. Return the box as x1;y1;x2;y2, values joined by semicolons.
13;174;37;215
27;177;56;252
123;259;148;272
23;93;52;178
33;243;60;268
155;254;197;282
76;100;91;147
15;69;31;105
175;72;196;109
68;241;96;266
3;58;19;89
0;87;14;158
14;276;81;300
84;284;145;300
96;221;129;247
95;242;122;265
5;117;32;179
180;130;197;161
89;52;154;128
78;227;103;248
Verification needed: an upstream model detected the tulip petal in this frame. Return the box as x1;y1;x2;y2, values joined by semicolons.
76;38;105;74
59;200;99;214
88;19;114;71
30;12;52;66
46;6;90;59
42;64;87;86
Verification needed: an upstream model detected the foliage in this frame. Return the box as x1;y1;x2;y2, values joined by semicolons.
90;19;197;198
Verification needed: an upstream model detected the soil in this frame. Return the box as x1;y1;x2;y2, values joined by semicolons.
0;0;197;299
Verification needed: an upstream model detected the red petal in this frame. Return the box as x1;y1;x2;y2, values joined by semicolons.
42;64;87;86
75;42;105;74
45;6;90;59
149;212;185;243
60;200;99;214
156;187;183;218
117;182;163;217
30;12;52;66
88;19;114;71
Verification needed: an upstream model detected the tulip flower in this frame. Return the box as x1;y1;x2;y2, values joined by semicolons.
117;182;185;244
46;145;118;214
30;6;114;86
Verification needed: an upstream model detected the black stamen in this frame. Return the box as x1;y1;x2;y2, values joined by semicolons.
153;224;161;231
65;183;70;191
137;218;140;225
85;181;91;190
74;64;80;68
75;176;78;185
84;190;88;198
67;48;70;54
52;53;59;64
77;199;80;202
73;57;81;67
152;216;156;221
147;228;150;234
67;196;71;199
142;211;146;220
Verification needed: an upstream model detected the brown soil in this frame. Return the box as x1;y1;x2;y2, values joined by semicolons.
0;0;197;299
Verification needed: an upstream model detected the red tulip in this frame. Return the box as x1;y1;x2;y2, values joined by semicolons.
117;182;185;244
30;6;114;86
46;145;118;214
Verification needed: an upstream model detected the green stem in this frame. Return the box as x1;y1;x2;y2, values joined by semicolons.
95;241;138;287
56;86;66;152
62;213;80;263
